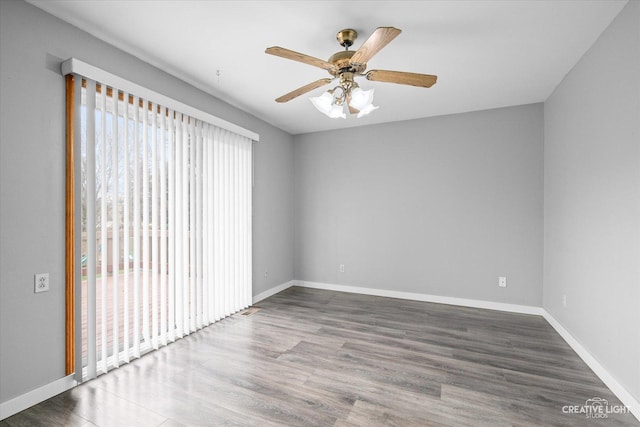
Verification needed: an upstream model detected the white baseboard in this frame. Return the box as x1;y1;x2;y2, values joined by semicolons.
542;311;640;421
252;280;294;304
294;280;543;315
293;279;639;422
0;374;77;420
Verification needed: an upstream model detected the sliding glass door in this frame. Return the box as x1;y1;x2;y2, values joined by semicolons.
66;71;253;381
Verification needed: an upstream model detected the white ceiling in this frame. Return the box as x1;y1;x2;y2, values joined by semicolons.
29;0;627;135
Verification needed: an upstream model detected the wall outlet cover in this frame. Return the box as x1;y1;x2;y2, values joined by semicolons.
35;273;50;293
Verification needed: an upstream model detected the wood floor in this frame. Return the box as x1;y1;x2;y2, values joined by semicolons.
2;286;638;426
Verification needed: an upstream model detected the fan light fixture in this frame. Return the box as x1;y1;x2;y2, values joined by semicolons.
309;79;379;119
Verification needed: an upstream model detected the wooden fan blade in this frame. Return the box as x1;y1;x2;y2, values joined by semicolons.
266;47;336;71
366;70;437;88
275;78;333;103
350;27;401;66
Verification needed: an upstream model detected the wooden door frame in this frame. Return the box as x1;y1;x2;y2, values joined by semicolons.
65;74;75;375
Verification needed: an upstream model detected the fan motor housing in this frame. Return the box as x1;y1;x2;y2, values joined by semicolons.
328;51;366;76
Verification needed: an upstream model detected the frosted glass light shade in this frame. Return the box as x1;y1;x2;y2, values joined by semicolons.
356;104;379;118
310;91;346;119
326;104;346;119
349;87;375;110
310;92;334;114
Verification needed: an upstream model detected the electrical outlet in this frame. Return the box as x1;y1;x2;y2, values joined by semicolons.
264;270;268;279
562;295;567;308
339;264;345;273
498;276;507;287
34;273;49;293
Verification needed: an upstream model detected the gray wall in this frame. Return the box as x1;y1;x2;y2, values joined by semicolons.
0;0;294;403
294;104;544;306
543;0;640;401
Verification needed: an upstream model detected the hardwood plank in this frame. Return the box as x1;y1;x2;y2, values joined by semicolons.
49;383;167;426
0;398;88;427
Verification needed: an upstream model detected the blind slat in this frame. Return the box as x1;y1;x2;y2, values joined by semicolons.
111;84;120;369
85;79;97;380
122;90;130;364
189;119;197;333
99;86;108;375
142;101;150;345
175;115;184;338
132;95;141;359
151;102;159;350
160;107;168;346
167;109;176;343
196;122;203;329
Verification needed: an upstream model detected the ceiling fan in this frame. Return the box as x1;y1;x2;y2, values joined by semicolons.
265;27;437;118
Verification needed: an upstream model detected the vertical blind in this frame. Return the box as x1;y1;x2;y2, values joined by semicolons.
69;68;254;381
